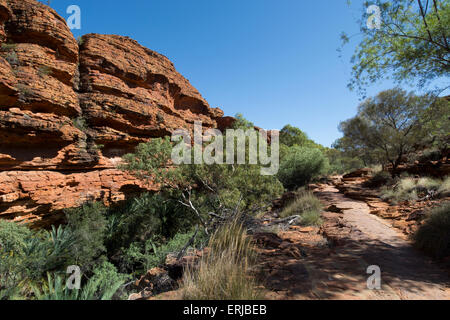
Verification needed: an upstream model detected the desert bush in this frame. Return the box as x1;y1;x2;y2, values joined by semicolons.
122;129;284;222
277;146;328;190
438;177;450;198
414;203;450;259
364;170;393;188
121;230;205;274
182;220;262;300
279;191;323;226
72;117;88;132
65;202;107;271
325;148;365;175
380;178;418;203
381;177;447;204
416;177;441;193
105;193;195;255
5;51;19;66
418;148;442;163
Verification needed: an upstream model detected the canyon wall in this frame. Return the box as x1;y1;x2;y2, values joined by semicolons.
0;0;225;228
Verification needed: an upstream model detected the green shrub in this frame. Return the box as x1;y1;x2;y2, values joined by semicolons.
380;176;446;204
414;203;450;259
121;230;205;274
438;176;450;197
0;221;33;299
0;221;76;300
105;193;195;254
122;133;284;216
277;146;328;190
279;191;323;226
77;36;84;46
72;117;88;132
416;177;441;193
364;170;393;188
31;267;125;300
65;202;107;270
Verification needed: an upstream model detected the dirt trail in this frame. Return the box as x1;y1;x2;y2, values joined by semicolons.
262;182;450;300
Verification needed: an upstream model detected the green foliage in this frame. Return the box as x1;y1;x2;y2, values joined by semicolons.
105;193;194;256
232;113;255;130
280;125;311;148
414;202;450;259
16;84;33;101
77;36;84;46
31;265;126;300
65;202;107;270
5;51;19;66
336;89;444;172
325;148;365;174
72;117;88;132
1;43;17;51
380;176;447;204
122;121;284;218
122;230;204;273
278;146;328;190
0;221;75;300
121;137;177;185
364;170;393;188
279;191;323;226
421;98;450;151
343;0;450;96
381;178;418;203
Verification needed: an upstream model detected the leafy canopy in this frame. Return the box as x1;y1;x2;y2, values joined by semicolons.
342;0;450;96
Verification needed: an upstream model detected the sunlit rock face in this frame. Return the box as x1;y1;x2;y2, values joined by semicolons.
0;0;225;228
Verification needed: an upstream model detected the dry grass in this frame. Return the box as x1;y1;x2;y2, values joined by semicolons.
380;176;448;204
279;191;323;226
182;219;263;300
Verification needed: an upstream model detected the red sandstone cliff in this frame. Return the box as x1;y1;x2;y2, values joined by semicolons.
0;0;225;228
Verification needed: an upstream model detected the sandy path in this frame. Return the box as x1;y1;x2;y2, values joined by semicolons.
311;184;450;300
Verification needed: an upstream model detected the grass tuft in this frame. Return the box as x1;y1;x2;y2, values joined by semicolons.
182;219;262;300
279;190;323;226
414;202;450;259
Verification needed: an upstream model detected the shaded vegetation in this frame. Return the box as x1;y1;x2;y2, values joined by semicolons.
414;202;450;259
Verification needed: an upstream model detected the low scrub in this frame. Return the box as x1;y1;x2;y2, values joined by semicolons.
278;146;328;190
381;176;449;204
31;262;127;300
438;176;450;198
363;170;393;188
414;202;450;259
182;220;262;300
279;190;323;226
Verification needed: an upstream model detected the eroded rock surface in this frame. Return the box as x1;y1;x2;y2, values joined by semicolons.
0;0;226;227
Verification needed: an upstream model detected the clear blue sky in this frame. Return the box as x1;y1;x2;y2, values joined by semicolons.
45;0;413;147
